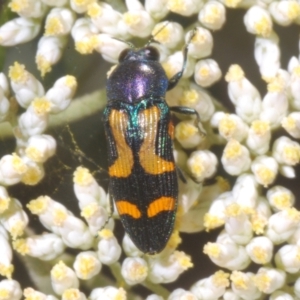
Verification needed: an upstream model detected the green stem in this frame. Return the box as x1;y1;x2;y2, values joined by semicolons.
143;280;170;298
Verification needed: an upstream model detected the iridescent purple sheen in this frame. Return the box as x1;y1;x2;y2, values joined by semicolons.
107;58;168;104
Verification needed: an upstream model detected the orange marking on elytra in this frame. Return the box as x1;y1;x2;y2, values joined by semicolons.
147;196;175;218
116;201;141;219
108;110;134;178
138;106;175;175
168;120;174;140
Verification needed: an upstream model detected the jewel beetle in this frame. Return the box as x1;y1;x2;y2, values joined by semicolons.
103;27;201;254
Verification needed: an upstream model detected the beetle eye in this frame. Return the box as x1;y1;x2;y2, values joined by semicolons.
143;46;160;61
118;48;131;62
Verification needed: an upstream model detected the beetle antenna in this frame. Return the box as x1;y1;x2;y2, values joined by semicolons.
146;21;170;46
111;37;135;48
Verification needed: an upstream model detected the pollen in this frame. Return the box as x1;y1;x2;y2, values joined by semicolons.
293;65;300;77
176;122;198;140
0;197;10;214
202;4;222;24
256;166;275;187
81;203;99;219
180;89;198;105
87;2;102;17
230;271;248;289
198;66;210;78
51;261;68;280
63;289;81;300
13;238;29;255
223;140;242;159
73;166;93;186
162;61;176;79
73;0;94;6
8;62;28;83
250;213;267;234
32;97;51;115
36;54;52;77
273;193;293;209
75;36;99;54
45;17;64;36
219;114;236;138
167;230;182;249
267;76;285;92
65;75;77;88
9;220;26;239
286;207;300;221
203;242;221;258
123;12;141;26
152;24;171;44
225;64;244;82
254;271;271;292
224;0;241;8
25;147;42;162
225;203;242;217
216;176;231;192
27;196;49;215
203;213;224;231
167;0;187;14
254;16;272;37
12;153;27;174
173;251;193;270
283;145;300;165
251;120;269;135
99;228;113;239
53;208;67;226
252;246;268;264
282;116;296;131
212;270;230;287
0;263;14;279
287;1;300;20
78;256;98;279
8;0;29;13
189;156;204;178
22;165;43;185
128;261;148;281
0;289;9;299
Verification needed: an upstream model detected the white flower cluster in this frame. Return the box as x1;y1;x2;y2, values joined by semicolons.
0;0;300;299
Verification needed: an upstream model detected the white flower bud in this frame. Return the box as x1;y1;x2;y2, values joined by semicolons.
25;134;56;163
0;73;9;98
246;236;273;264
230;271;261;300
190;270;230;300
269;0;300;26
246;120;271;155
122;234;143;257
8;62;44;108
0;17;41;46
254;33;280;80
175;120;202;149
44;8;75;37
194;59;222;87
0;280;22;300
0;227;13;278
9;0;47;18
224;203;253;245
266;208;300;244
275;244;300;273
270;291;294;300
254;268;286;294
162;51;195;79
222;289;240;300
267;185;295;211
178;84;215;122
121;257;148;285
185;27;213;59
145;0;168;19
250;197;271;234
225;65;262;123
36;36;68;77
89;287;126;300
146;294;164;300
70;0;94;13
167;289;196;300
0;154;28;185
0;88;10;123
281;112;300;139
217;113;248;142
203;232;251;270
51;261;79;295
122;9;154;38
13;233;65;260
289;65;300;110
167;0;202;16
152;21;184;49
148;251;193;283
251;155;278;187
187;150;217;181
23;287;59;300
97;229;121;265
62;289;87;300
221;139;251;175
74;251;101;280
198;1;226;30
232;174;258;210
45;75;77;114
244;6;272;37
272;136;300;166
